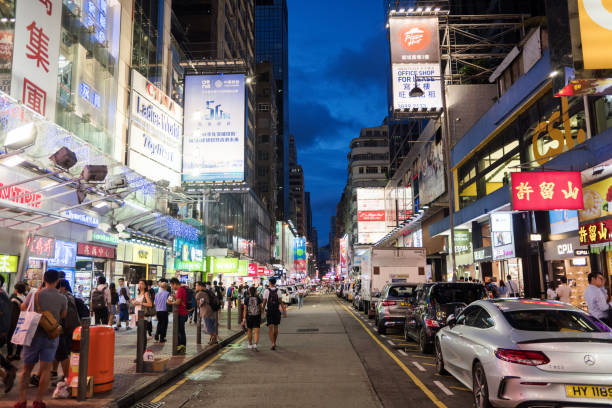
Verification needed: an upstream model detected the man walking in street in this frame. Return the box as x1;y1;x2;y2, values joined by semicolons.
506;274;519;297
15;269;67;408
154;281;170;342
195;281;219;345
584;271;611;326
262;277;286;350
168;278;188;354
91;276;111;325
0;274;17;393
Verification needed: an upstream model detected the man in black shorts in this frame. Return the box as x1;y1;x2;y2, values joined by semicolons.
242;286;262;350
262;277;286;350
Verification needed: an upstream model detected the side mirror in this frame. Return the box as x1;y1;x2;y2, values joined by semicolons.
446;314;456;327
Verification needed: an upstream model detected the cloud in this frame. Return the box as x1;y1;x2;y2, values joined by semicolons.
289;100;354;150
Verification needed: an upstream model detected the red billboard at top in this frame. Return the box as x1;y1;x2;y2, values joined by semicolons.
511;172;584;211
358;211;385;222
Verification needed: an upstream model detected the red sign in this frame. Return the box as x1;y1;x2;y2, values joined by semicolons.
77;243;115;259
27;235;55;259
264;268;271;276
294;260;307;271
579;220;612;245
358;211;385;222
247;263;257;277
0;182;43;208
257;266;265;276
511;172;583;211
399;24;431;51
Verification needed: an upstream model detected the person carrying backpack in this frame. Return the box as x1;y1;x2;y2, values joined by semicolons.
91;276;111;325
195;282;219;345
242;286;262;350
262;277;286;350
53;279;80;382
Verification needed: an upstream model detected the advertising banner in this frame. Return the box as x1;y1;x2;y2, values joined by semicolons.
392;63;442;110
389;16;440;64
579;219;612;245
339;235;348;274
454;229;473;266
358;211;385;222
356;188;386;244
490;213;515;260
576;0;612;69
183;74;245;182
48;240;77;268
419;136;445;204
580;176;612;222
11;0;62;120
511;172;583;211
294;237;306;271
248;263;257;277
173;238;203;271
549;210;579;235
0;255;18;273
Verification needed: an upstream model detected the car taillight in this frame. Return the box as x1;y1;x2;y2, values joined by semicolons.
382;300;396;306
424;318;440;328
495;349;550;366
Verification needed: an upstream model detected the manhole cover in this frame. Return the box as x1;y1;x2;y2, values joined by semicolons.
132;403;165;408
296;328;319;332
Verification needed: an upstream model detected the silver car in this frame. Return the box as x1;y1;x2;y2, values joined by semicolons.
435;299;612;408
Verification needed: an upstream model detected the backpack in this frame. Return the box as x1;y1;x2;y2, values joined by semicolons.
267;288;280;312
63;294;81;332
111;291;119;305
232;288;238;300
184;287;195;310
206;289;221;311
247;296;260;316
74;297;90;318
91;287;107;310
0;292;11;334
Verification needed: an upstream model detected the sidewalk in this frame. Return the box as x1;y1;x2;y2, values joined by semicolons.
0;309;244;408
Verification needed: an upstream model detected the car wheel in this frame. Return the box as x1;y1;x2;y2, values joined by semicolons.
377;319;386;334
435;339;447;375
418;327;432;354
472;362;493;408
403;320;410;341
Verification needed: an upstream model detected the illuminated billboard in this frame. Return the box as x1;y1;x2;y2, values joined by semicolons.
356;188;386;244
183;74;245;182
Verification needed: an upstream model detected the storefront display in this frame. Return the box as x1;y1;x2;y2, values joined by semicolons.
0;254;18;291
116;241;165;283
47;240;77;289
25;259;44;289
544;236;590;309
76;242;116;305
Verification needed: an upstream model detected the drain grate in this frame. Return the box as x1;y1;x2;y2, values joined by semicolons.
296;328;319;332
132;402;165;408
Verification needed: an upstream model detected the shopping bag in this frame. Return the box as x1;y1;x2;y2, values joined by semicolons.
11;294;41;346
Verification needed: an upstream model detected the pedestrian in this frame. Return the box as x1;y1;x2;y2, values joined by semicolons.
506;274;519;297
584;271;611;326
116;284;130;330
74;285;84;301
556;276;571;304
109;283;118;326
262;277;286;350
91;276;111;325
213;280;224;309
146;280;155;336
242;286;262;350
132;280;153;346
15;269;67;408
52;279;80;382
187;283;197;324
168;278;188;354
546;281;558;300
7;282;26;361
484;277;499;298
498;280;508;297
0;274;17;393
154;281;169;342
297;285;305;309
195;281;219;345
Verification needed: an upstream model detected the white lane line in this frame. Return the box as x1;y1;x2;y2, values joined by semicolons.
387;340;395;346
380;334;387;338
412;361;426;372
433;380;454;396
398;349;408;357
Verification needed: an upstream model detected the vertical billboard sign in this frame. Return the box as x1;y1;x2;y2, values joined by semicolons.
294;237;306;271
183;74;245;183
339;234;348;275
389;16;442;111
490;213;515;260
356;188;387;244
11;0;62;120
129;70;183;187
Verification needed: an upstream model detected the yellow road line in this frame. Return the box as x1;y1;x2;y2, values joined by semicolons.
151;335;247;403
337;302;448;408
411;354;436;359
422;362;436;366
450;385;470;392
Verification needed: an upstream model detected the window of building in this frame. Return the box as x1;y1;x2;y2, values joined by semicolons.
258;103;270;112
257;151;269;161
258;134;270;143
257;166;268;177
366;167;378;174
359;167;364;174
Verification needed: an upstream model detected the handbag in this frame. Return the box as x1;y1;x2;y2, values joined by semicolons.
11;293;41;346
143;293;156;317
35;291;63;339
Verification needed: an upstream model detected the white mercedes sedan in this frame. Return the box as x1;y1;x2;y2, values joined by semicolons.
435;299;612;408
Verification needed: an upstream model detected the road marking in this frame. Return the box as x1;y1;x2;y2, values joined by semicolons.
449;385;470;392
434;381;454;396
151;334;247;403
411;354;435;359
423;362;436;366
380;334;387;338
337;302;448;408
387;340;395;346
412;361;426;372
398;350;408;357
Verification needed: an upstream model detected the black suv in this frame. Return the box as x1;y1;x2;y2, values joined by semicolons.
403;282;488;353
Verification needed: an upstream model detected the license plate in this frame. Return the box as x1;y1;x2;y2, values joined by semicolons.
566;385;612;399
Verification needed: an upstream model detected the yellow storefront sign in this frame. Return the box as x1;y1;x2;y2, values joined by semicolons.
577;0;612;69
132;244;153;265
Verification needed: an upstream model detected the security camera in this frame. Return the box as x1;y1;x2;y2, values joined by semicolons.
107;174;128;190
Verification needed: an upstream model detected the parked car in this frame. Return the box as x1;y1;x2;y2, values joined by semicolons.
336;285;344;298
435;299;612;408
374;282;419;334
352;281;363;310
404;282;488;353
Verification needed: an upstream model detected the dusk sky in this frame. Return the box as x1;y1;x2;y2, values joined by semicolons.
288;1;389;247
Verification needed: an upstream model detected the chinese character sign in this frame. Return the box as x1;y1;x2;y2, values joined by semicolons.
579;220;612;245
77;243;115;259
28;235;55;259
511;172;583;211
294;237;307;271
11;0;61;120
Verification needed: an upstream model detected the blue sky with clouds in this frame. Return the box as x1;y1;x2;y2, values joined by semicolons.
288;1;389;246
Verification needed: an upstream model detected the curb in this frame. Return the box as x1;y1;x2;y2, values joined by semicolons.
105;330;245;408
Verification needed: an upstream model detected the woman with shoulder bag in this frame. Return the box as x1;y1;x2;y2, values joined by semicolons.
133;280;154;346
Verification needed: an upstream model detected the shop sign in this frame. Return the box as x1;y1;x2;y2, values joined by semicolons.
579;219;612;245
257;266;265;276
88;230;119;246
544;237;586;260
0;255;18;272
358;211;385;222
212;257;238;274
131;243;153;264
580;176;612;223
473;247;492;262
237;260;248;277
77;242;115;259
490;212;515;260
0;182;43;208
574;249;589;256
511;171;583;211
47;240;76;267
63;209;99;228
11;0;62;120
27;235;55;259
248;263;257;277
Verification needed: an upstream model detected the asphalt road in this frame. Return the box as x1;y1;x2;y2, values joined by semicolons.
139;294;474;408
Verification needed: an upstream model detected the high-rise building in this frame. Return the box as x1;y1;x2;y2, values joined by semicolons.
256;0;289;219
349;124;390;188
289;165;306;237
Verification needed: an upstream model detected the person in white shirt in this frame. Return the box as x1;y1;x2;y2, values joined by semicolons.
506;274;519;297
584;271;611;326
556;276;571;304
546;281;557;300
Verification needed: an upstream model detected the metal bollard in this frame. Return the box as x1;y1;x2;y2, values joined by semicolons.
77;317;90;401
227;299;232;330
172;309;179;355
136;310;145;373
237;301;243;327
196;309;202;345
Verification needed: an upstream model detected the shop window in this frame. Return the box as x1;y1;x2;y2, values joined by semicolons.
483;153;520;195
459;182;477;208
